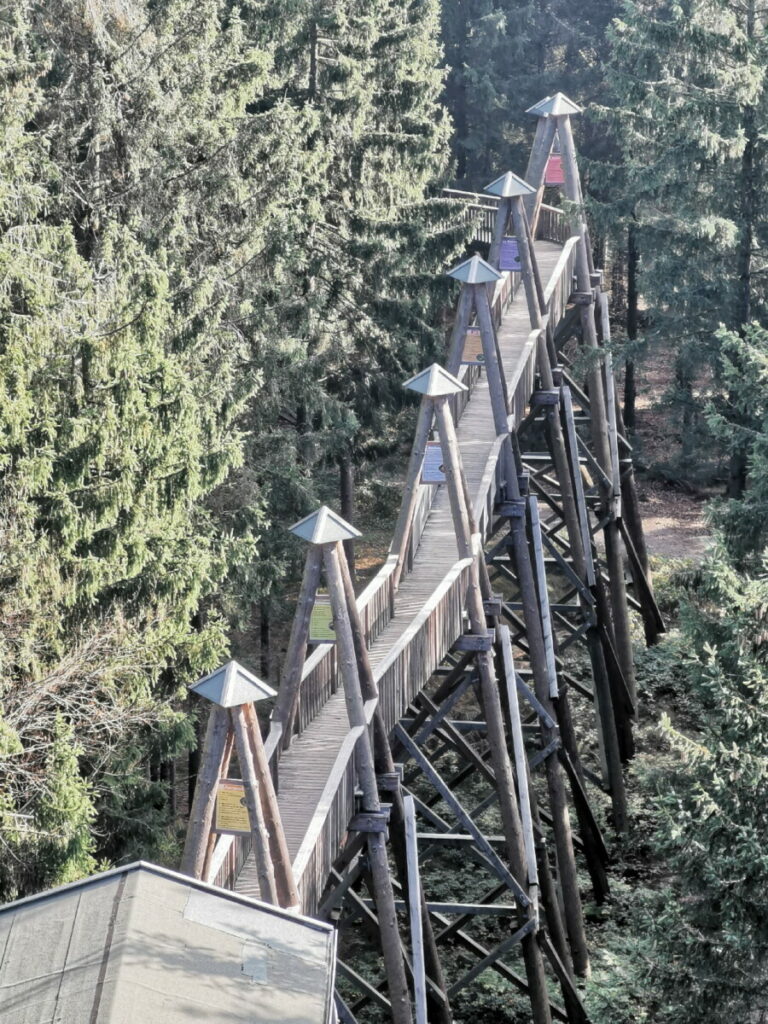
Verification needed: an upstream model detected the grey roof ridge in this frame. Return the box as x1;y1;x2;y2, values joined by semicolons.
0;859;333;933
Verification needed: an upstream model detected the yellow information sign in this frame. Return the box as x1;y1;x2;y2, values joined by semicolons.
310;593;336;643
461;326;485;365
215;779;251;835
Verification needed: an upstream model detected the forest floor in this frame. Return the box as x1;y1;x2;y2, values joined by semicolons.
621;341;711;561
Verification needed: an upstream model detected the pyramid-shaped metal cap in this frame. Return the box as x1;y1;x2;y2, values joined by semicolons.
446;253;502;285
190;659;276;707
525;92;582;117
484;171;536;198
289;505;362;545
403;364;468;397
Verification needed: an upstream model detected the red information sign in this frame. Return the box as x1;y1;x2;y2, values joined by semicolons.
545;154;565;186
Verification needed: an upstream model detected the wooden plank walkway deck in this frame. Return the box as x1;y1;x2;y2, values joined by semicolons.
236;242;563;901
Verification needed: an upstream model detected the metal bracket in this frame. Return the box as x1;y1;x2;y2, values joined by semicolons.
498;499;526;518
377;766;403;792
531;389;560;408
350;808;391;834
454;631;495;652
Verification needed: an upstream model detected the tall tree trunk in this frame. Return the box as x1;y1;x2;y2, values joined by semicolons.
728;0;757;499
260;600;270;680
677;354;696;463
624;221;639;432
188;715;202;812
339;453;356;575
308;20;318;98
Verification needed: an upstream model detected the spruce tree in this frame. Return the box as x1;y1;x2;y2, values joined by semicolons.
605;0;768;475
0;0;274;891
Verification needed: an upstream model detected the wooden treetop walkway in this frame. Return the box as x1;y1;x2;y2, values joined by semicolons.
182;96;663;1024
218;234;576;912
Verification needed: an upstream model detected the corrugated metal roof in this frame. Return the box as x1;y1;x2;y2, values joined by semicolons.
0;862;336;1023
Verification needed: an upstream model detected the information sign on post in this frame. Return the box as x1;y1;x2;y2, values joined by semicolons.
309;593;336;642
214;779;251;835
461;326;485;365
499;236;521;272
421;441;446;484
545;153;565;186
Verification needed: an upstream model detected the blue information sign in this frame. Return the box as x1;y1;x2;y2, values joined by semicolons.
499;236;521;272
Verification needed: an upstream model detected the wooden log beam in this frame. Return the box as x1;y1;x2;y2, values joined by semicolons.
242;702;299;909
180;705;230;879
231;705;278;905
272;544;323;748
324;542;414;1024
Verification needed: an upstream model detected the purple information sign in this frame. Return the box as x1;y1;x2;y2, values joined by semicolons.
499;236;521;272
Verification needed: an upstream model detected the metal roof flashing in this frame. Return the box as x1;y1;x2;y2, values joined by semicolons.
0;862;336;1024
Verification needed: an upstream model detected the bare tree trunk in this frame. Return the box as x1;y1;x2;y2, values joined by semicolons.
339;453;356;575
259;600;270;680
624;222;638;432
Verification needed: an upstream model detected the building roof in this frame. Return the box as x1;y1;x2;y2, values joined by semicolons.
0;862;336;1024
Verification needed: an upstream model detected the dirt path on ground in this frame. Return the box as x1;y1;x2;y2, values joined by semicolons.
625;344;710;560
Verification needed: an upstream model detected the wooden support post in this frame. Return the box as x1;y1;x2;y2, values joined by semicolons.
524;116;558;235
556;111;637;706
337;548;453;1024
323;542;414;1024
473;286;516;488
500;465;590;977
242;702;299;909
488;196;512;272
499;626;538;887
392;398;434;591
511;197;543;333
181;705;230;879
404;796;428;1024
597;292;663;645
446;287;475;376
201;729;234;882
273;544;323;747
431;396;553;1024
531;799;574;987
231;704;279;905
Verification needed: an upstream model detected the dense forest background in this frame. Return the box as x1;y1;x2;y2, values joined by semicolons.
3;1;768;1021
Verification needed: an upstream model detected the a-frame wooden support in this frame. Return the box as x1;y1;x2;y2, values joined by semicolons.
280;506;415;1024
180;659;299;909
